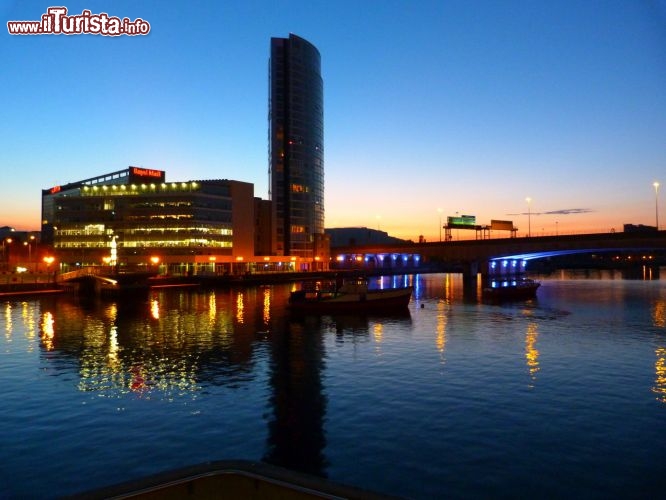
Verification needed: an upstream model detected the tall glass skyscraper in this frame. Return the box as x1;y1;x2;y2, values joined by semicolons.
269;34;324;258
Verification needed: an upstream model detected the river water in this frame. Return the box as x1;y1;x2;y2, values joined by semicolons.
1;272;665;499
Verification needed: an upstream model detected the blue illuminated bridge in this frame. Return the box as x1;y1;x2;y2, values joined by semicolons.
331;231;666;278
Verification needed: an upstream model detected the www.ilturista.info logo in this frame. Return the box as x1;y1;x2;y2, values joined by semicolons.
7;6;151;36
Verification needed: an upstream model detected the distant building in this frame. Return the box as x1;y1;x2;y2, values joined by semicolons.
269;34;324;258
326;227;408;248
624;223;657;233
0;226;16;240
0;226;42;272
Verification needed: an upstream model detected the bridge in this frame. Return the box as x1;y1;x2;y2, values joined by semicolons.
58;267;158;296
331;230;666;278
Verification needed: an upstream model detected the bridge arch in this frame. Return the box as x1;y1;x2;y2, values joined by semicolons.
487;247;660;277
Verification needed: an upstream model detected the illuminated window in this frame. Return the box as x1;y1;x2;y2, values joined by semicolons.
291;225;305;233
83;224;105;235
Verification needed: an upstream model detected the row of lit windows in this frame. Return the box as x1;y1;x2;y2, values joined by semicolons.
56;242;110;249
56;225;232;236
133;201;193;208
56;239;233;249
129;214;194;221
57;225;108;236
128;227;232;235
123;240;233;248
82;182;200;195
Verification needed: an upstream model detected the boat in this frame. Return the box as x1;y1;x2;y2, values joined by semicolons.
288;276;413;313
71;459;392;499
482;278;540;301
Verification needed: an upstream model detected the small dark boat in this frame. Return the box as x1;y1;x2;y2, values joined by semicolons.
482;278;540;301
288;277;413;313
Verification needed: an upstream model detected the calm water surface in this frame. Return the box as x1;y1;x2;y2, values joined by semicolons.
1;272;665;498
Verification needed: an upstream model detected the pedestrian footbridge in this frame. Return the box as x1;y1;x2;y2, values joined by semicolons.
57;267;158;296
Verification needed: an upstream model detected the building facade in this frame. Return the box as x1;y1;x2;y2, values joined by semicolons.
41;167;273;274
269;34;324;258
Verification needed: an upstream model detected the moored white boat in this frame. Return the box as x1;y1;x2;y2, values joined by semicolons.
288;277;413;313
482;278;540;301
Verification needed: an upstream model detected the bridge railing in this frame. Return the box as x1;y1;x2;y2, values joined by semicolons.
57;267;102;282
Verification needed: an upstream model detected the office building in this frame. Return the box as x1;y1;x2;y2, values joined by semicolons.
269;34;324;258
41;167;280;274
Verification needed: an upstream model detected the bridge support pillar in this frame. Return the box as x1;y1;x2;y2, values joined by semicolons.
462;261;480;280
461;261;480;298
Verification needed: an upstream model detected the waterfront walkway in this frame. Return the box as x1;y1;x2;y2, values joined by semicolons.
0;268;427;298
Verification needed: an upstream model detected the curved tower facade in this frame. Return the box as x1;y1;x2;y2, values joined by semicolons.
269;34;324;258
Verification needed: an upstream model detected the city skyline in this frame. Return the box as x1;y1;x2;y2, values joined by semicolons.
2;0;665;241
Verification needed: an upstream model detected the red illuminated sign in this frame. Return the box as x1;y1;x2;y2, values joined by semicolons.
129;167;165;183
50;186;61;194
131;167;164;179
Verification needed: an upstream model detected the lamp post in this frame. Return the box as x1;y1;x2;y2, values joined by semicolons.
43;256;55;282
437;208;443;242
24;235;35;271
2;238;12;269
654;181;660;230
525;197;532;237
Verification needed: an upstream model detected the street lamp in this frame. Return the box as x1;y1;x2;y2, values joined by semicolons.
654;181;660;230
437;208;443;242
2;238;12;268
43;256;55;280
525;197;532;237
24;235;35;270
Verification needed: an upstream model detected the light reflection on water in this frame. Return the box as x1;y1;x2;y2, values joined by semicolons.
0;273;666;498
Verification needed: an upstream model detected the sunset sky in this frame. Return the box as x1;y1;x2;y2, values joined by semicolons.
2;0;665;241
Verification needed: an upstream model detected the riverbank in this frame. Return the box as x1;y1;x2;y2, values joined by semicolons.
0;282;63;298
0;268;430;298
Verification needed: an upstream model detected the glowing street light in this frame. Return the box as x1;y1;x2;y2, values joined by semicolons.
654;181;660;230
43;256;55;278
525;197;532;237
